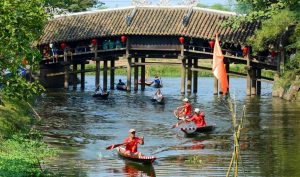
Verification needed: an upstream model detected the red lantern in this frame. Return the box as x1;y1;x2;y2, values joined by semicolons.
243;46;248;56
91;38;97;46
179;37;185;44
121;35;126;43
209;40;215;49
23;57;27;65
61;42;66;50
271;50;277;58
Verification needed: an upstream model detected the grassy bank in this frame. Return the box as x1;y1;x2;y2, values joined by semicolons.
82;60;275;79
0;99;55;176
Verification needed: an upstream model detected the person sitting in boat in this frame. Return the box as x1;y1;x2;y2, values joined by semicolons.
153;75;162;86
95;84;105;95
186;108;206;128
177;98;192;118
118;79;125;85
153;88;163;102
123;129;144;157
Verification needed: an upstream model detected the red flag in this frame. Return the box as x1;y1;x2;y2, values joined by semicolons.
212;34;229;95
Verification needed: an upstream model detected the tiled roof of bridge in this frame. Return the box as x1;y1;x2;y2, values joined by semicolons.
38;6;258;45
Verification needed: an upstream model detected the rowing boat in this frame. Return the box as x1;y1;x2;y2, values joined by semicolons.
138;80;153;86
117;147;156;164
150;97;165;104
116;84;127;91
181;125;215;136
92;92;109;99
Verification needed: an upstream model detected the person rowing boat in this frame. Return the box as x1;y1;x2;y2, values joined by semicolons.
153;88;163;102
123;129;144;157
185;108;206;128
174;98;192;120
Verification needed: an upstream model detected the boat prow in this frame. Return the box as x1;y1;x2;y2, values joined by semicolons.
117;147;156;164
181;125;215;136
92;91;110;99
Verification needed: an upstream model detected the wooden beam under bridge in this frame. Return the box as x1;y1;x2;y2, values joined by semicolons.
190;67;274;82
46;65;127;77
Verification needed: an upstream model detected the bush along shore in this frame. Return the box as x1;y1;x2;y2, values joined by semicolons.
0;99;55;176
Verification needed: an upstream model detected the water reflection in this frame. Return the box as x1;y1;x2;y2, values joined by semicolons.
123;161;156;177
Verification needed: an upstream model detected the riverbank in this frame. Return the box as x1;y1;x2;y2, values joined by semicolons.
82;59;275;78
0;99;55;176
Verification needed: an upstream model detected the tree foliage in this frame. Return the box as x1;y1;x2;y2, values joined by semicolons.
44;0;104;12
0;0;48;101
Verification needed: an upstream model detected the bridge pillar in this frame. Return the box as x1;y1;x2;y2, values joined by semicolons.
141;58;146;91
64;51;69;89
81;63;85;90
134;58;139;91
193;59;198;93
251;69;257;96
246;69;251;96
187;58;192;94
103;60;108;91
95;60;100;87
110;60;115;90
225;63;230;94
180;58;186;95
213;78;218;95
257;69;261;95
72;63;77;90
127;58;132;91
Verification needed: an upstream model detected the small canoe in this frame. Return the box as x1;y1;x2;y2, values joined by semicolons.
181;125;215;135
116;84;127;91
150;97;165;104
153;83;163;88
117;147;156;164
138;81;153;86
92;92;109;99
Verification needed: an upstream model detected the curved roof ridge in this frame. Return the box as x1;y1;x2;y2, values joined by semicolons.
53;5;236;19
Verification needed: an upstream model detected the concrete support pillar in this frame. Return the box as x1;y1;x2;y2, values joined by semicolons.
251;69;257;95
180;59;186;95
103;60;108;91
141;58;146;91
110;60;115;90
127;58;132;91
187;59;192;94
193;59;198;93
64;51;69;89
72;63;77;89
257;69;261;95
134;58;139;91
246;49;251;96
95;60;100;87
213;77;218;95
81;63;85;90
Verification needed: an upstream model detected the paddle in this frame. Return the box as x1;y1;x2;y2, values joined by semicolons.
171;119;187;129
105;143;125;150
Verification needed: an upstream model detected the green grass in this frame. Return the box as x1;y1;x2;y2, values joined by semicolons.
0;99;56;176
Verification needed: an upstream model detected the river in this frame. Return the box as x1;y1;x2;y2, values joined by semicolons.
35;76;300;177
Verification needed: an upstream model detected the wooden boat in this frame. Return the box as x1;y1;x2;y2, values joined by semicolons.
180;125;215;136
116;84;127;91
92;91;109;99
117;147;156;164
153;83;163;88
150;97;165;104
138;80;153;86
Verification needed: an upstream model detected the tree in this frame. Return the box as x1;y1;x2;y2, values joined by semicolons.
131;0;151;6
44;0;105;12
210;3;231;11
0;0;49;101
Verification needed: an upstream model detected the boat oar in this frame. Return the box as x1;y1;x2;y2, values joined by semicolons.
105;143;125;150
171;119;187;129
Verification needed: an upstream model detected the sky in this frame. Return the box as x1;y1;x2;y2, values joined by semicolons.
101;0;228;8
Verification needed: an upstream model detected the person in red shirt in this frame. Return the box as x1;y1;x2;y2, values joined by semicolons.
178;98;192;118
187;108;206;128
123;129;144;157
